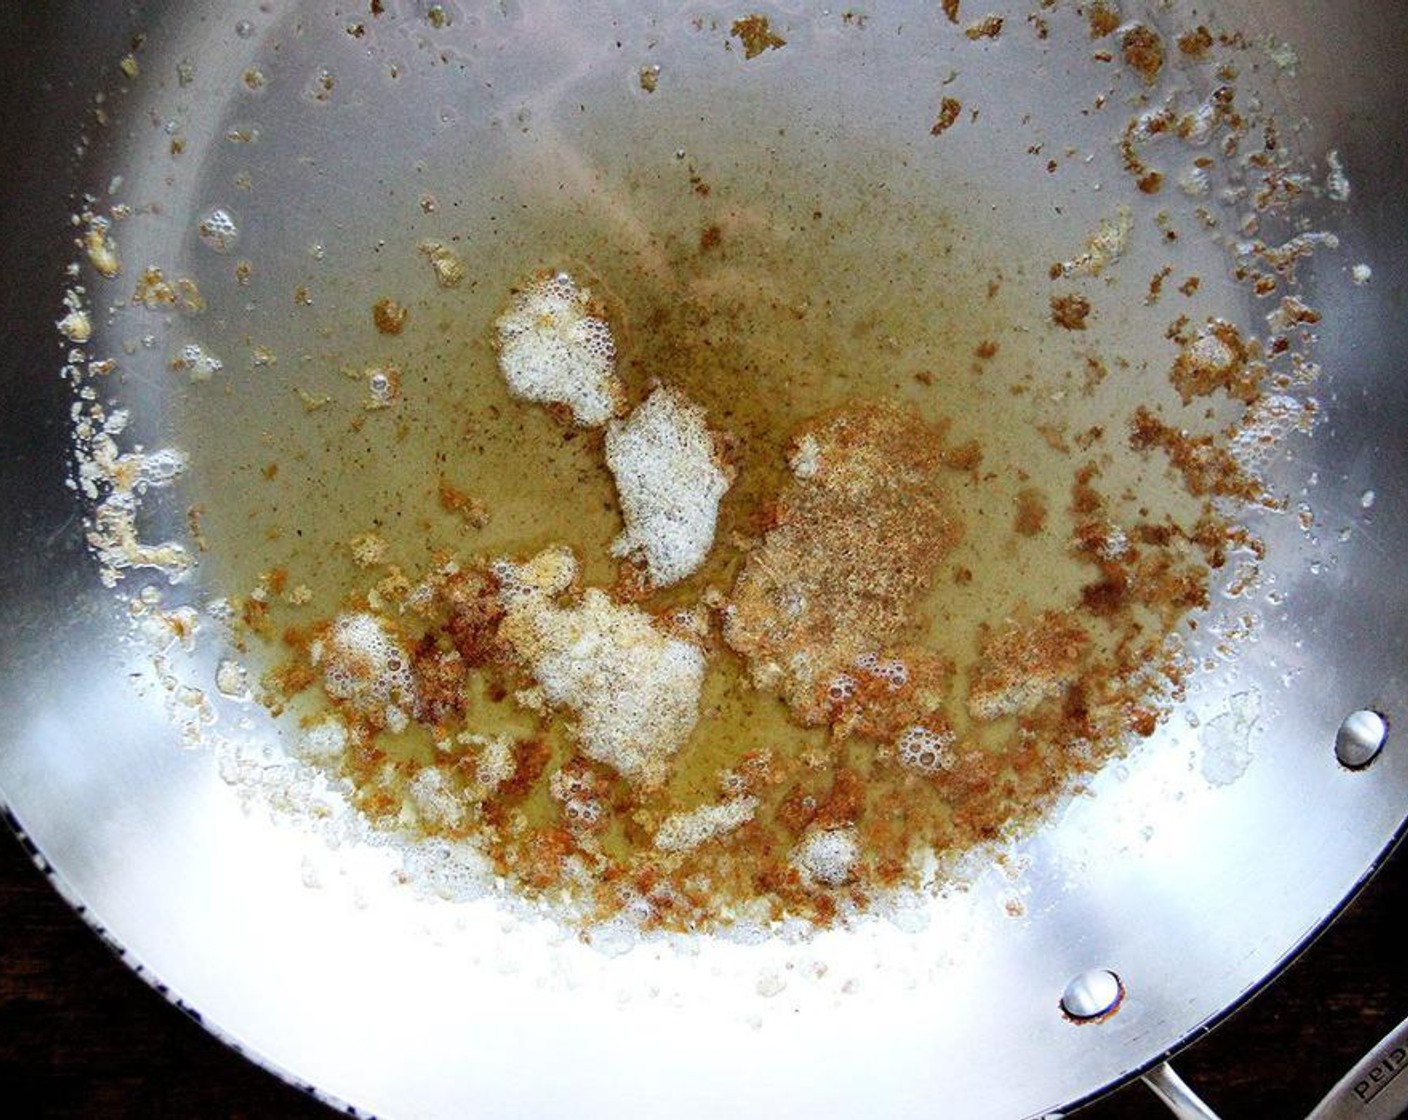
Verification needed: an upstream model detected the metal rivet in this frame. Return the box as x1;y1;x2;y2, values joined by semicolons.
1335;709;1389;769
1060;968;1124;1022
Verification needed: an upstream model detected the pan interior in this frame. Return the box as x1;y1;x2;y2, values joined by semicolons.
13;1;1404;1118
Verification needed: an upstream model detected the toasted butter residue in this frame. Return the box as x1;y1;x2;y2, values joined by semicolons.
724;403;965;722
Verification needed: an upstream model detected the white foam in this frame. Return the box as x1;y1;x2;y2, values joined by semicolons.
292;714;349;762
654;796;758;852
605;386;731;587
792;827;860;888
407;767;467;829
493;271;622;427
497;549;706;788
467;733;515;791
312;611;418;726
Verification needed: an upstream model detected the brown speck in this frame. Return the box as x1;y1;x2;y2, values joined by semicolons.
235;260;253;285
965;15;1003;40
731;15;786;59
1035;422;1070;454
373;297;408;335
974;340;999;360
931;96;962;136
370;0;384;14
1083;358;1108;394
261;462;279;480
186;506;209;553
418;241;466;288
699;224;723;252
1146;265;1173;304
439;480;491;528
942;0;960;24
294;285;313;306
1129;709;1159;737
1178;26;1214;59
1088;0;1120;38
1179;276;1201;297
639;65;661;93
1051;293;1092;330
1122;24;1165;83
1014;488;1047;537
1137;170;1165;194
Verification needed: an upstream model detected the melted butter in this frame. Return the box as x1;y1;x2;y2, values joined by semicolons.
158;30;1261;926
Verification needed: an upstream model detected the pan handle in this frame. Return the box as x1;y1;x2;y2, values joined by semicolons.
1304;1013;1408;1120
1138;1014;1408;1120
1141;1062;1222;1119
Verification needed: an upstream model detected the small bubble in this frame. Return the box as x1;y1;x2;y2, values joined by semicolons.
1360;489;1376;509
197;207;239;252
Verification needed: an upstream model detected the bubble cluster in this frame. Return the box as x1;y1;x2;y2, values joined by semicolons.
896;724;956;774
312;612;417;730
493;271;622;427
791;826;859;887
1231;393;1318;472
172;342;224;381
196;207;239;252
564;798;603;828
825;674;858;703
855;652;909;690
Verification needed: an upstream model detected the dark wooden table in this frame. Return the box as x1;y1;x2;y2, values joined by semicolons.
2;827;1404;1118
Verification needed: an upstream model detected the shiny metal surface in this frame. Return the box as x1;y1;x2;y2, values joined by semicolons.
1;3;1406;1119
1141;1064;1222;1120
1306;1012;1408;1120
